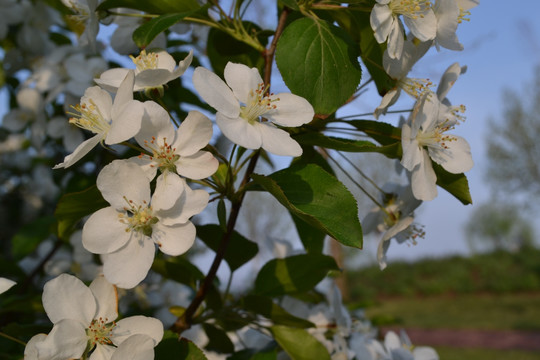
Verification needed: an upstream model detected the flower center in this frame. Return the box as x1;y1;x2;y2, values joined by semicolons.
118;197;158;237
86;317;116;348
139;136;180;173
416;119;458;150
239;83;280;124
130;50;159;74
68;100;110;136
389;0;432;19
399;78;433;98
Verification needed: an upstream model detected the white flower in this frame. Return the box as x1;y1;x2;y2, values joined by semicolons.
132;102;218;181
25;273;163;360
61;0;100;51
53;70;145;169
82;160;208;288
376;331;439;360
401;93;473;200
193;62;314;156
362;184;423;269
375;40;432;119
95;49;193;92
433;0;479;51
0;278;16;294
370;0;437;59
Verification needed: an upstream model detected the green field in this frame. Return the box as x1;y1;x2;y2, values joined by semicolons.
345;248;540;359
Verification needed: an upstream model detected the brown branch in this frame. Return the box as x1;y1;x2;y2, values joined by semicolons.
170;7;292;335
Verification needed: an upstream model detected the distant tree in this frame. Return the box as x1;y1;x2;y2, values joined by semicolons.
486;65;540;203
465;203;534;253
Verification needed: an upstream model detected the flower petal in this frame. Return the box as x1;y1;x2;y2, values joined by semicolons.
94;68;131;93
224;62;262;104
36;319;88;360
411;150;438;201
89;275;118;322
106;99;145;145
24;334;47;359
266;93;314;127
436;62;464;101
257;122;302;157
428;135;473;174
158;181;209;225
152;172;185;212
216;113;261;149
102;236;156;289
176;151;219;179
82;86;113;122
169;49;193;79
135;101;175;151
0;278;16;294
173;110;213;156
192;67;239;118
135;69;173;90
404;9;437;42
83;207;131;254
97;160;151;208
370;4;393;43
153;221;196;256
43;274;96;325
113;316;164;346
387;18;404;59
53;134;102;169
111;334;157;360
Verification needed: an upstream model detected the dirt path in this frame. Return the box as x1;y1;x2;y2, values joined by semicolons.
381;327;540;351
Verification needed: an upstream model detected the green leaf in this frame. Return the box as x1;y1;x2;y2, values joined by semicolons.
433;163;473;205
251;164;362;248
196;224;259;272
243;295;314;328
11;216;56;260
54;185;108;240
155;331;208;360
202;323;235;354
152;257;205;288
290;214;325;254
97;0;201;14
206;22;269;79
133;9;203;48
270;325;331;360
279;0;299;10
344;119;402;146
254;254;339;296
276;17;362;115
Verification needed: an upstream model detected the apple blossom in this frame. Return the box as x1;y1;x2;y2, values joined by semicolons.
25;273;163;360
94;49;193;92
132;101;218;182
370;0;437;59
401;92;473;200
61;0;100;51
53;70;145;169
433;0;479;51
82;160;208;288
193;62;314;156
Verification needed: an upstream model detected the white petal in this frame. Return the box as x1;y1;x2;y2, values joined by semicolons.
89;344;116;360
400;124;422;171
169;49;194;80
384;331;402;350
404;10;437;42
257;122;302;157
42;274;96;325
174;110;213;156
0;278;16;294
192;67;240;118
83;86;113;121
411;150;438;201
154;50;176;72
176;151;219;180
224;62;263;104
374;88;400;119
113;316;164;346
158;181;209;225
153;221;196;256
97;160;151;208
24;334;47;359
127;155;158;181
216;113;261;149
102;236;155;289
111;334;157;360
135;69;173;90
152;172;185;212
89;275;118;322
414;94;439;133
94;68;131;92
36;319;88;360
436;62;462;101
428;135;473;173
370;5;393;43
53;134;102;169
266;93;314;127
83;207;131;254
106;99;145;145
135;101;175;150
413;346;439;360
434;0;461;50
387;19;404;59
